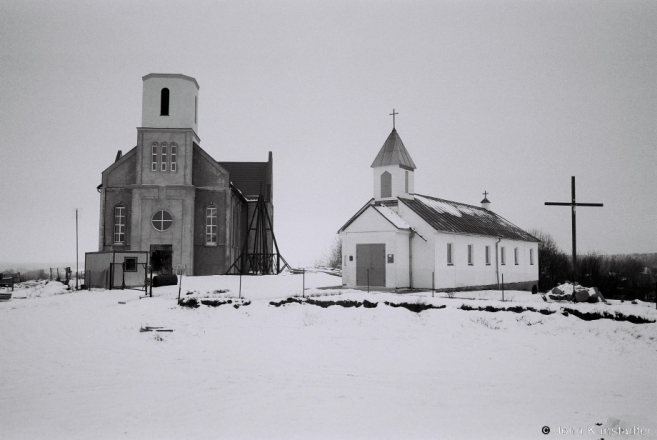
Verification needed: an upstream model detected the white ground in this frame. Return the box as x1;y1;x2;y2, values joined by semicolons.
1;271;656;440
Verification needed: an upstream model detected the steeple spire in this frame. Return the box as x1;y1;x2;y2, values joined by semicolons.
370;128;416;170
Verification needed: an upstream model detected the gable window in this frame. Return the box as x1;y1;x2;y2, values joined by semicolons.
381;171;392;198
514;247;519;265
530;248;534;265
206;205;217;245
124;257;137;272
170;144;177;172
161;144;167;171
114;205;126;244
467;244;473;265
151;210;173;231
447;243;454;265
405;171;409;193
160;88;170;116
151;144;158;171
485;245;491;265
501;247;506;265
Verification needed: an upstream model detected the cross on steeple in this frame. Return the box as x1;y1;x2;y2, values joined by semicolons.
390;109;398;129
483;191;488;199
545;176;603;281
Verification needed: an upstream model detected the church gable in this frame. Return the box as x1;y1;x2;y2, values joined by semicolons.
102;147;137;187
342;205;409;234
192;143;229;188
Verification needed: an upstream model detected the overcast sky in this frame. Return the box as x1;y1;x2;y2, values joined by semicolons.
1;0;655;268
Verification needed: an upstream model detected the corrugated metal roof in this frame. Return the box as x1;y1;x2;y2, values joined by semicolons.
400;194;540;242
218;161;269;199
370;129;417;170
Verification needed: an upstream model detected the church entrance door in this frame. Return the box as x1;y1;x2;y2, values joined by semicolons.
356;244;386;287
150;244;173;274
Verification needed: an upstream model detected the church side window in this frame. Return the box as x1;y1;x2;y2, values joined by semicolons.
114;205;126;244
381;171;392;198
467;244;473;265
161;144;167;171
151;144;158;171
447;243;454;265
170;144;177;172
485;245;491;265
530;248;534;265
405;171;409;193
206;205;217;245
161;88;170;116
514;247;519;265
501;247;506;265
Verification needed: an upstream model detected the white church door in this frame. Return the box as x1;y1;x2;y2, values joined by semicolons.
356;244;386;287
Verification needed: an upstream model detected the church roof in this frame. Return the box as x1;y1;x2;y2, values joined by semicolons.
219;161;271;201
370;129;416;170
400;194;540;242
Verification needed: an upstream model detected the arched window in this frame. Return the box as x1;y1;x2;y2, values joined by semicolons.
381;171;392;198
151;210;173;231
151;143;158;171
170;143;177;172
114;205;126;244
161;143;168;171
206;205;217;245
160;88;170;116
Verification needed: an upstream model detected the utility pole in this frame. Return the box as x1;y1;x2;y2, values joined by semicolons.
75;208;79;290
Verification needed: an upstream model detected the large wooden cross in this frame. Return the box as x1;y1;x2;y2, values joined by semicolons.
545;176;603;280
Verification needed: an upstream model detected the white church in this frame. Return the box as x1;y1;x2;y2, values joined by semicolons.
338;127;540;291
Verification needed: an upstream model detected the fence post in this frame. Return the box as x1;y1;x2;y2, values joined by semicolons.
502;274;505;302
149;266;153;297
302;268;305;298
367;269;370;293
239;271;242;299
432;272;435;298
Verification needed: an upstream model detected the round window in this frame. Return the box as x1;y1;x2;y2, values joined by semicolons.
152;210;173;231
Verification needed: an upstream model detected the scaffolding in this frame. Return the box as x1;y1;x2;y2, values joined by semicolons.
227;194;290;275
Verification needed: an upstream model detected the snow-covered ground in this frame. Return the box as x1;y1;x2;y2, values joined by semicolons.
1;272;656;439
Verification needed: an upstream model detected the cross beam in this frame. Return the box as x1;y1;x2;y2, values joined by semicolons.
545;176;603;281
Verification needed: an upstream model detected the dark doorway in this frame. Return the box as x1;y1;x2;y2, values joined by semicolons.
150;244;173;274
356;244;386;287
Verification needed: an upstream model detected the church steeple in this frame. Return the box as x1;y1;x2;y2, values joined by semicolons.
370;128;416;170
371;127;416;201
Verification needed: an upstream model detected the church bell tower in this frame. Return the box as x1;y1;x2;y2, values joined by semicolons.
371;127;416;201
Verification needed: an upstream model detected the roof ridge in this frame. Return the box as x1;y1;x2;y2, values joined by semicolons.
414;193;487;212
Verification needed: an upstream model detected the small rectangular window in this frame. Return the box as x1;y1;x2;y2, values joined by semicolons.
405;171;409;193
124;257;137;272
171;145;177;172
161;146;167;171
387;254;394;263
447;243;454;265
349;256;353;262
530;248;534;265
514;247;519;265
151;145;157;171
485;245;491;265
501;247;506;265
467;244;473;265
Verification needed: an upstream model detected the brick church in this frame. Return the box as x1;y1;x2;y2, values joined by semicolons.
95;73;278;277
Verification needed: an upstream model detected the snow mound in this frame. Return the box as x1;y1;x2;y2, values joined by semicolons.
9;280;71;299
